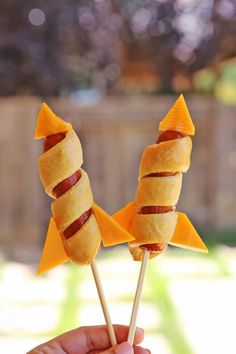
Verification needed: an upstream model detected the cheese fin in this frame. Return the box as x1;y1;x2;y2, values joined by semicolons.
37;217;69;275
34;103;72;139
159;94;195;136
93;203;135;247
169;212;208;253
112;201;136;232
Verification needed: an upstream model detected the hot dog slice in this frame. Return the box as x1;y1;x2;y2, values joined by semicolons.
44;133;66;152
141;243;166;252
53;170;81;198
156;130;185;144
63;209;93;239
140;206;174;214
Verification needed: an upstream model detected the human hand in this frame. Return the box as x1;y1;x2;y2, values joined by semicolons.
27;324;150;353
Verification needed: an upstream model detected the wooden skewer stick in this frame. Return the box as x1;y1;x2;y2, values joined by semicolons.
127;249;150;345
90;260;117;346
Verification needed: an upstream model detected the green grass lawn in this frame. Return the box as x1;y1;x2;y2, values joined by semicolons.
0;244;235;354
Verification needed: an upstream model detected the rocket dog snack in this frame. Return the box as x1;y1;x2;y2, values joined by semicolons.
35;103;134;274
113;95;207;261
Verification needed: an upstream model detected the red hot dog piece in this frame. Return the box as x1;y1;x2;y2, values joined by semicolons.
141;243;166;252
147;172;178;177
44;132;66;152
140;206;174;214
53;170;81;198
156;130;185;144
63;209;93;239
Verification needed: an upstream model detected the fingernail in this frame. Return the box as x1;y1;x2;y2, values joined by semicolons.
115;341;133;354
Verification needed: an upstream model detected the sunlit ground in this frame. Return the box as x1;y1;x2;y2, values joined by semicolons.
0;246;236;354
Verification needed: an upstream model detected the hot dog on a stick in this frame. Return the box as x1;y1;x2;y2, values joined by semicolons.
113;94;208;344
34;103;134;346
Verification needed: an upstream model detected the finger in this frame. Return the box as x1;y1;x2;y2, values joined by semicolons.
89;345;151;354
27;325;144;354
113;325;144;345
99;341;133;354
79;325;143;350
134;346;151;354
77;325;143;351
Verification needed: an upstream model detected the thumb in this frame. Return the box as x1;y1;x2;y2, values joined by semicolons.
100;341;133;354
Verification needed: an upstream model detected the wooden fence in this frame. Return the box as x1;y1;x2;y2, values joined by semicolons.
0;96;235;261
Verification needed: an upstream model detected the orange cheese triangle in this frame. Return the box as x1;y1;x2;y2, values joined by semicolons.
112;201;136;232
93;203;135;247
169;212;208;253
159;94;195;136
37;217;69;275
34;103;72;139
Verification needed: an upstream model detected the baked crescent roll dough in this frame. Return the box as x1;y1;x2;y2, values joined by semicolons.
51;169;93;233
129;137;192;261
64;214;101;265
39;129;83;197
139;136;192;178
129;211;178;245
38;128;102;265
135;173;182;207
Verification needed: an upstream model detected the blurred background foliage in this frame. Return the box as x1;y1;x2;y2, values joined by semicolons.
0;0;236;99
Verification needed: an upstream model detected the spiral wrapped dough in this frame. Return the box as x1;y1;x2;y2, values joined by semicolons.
38;129;101;265
129;136;192;261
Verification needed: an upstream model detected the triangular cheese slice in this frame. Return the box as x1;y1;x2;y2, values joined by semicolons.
159;94;195;136
37;217;69;275
34;103;72;139
169;212;208;253
93;203;135;247
112;201;136;232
